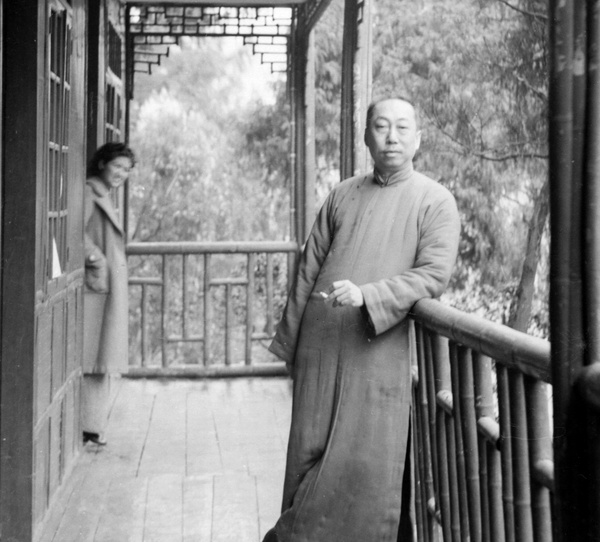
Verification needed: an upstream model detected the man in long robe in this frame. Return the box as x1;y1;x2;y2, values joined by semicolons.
264;98;461;541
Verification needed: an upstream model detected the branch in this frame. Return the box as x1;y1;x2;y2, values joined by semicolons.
514;73;548;102
497;0;548;21
428;107;547;162
470;150;548;161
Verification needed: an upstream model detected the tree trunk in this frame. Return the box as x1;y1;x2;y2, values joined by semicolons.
507;180;550;333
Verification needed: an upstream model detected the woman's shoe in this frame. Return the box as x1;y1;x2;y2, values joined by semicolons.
83;431;107;445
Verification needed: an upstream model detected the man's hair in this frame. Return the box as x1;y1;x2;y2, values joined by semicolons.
365;97;420;129
87;142;136;177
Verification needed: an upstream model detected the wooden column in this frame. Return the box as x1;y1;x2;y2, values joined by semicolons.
289;17;307;245
304;30;316;239
1;2;44;540
86;0;105;165
340;0;372;181
549;0;600;539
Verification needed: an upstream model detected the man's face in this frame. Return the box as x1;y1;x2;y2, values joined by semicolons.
364;99;421;176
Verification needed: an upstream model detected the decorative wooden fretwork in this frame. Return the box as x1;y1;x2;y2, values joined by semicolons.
127;5;292;75
47;3;72;279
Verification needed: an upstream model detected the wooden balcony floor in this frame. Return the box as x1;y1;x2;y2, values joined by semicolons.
40;376;293;542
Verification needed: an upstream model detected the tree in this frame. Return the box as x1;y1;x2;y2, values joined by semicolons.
367;0;549;335
128;37;290;243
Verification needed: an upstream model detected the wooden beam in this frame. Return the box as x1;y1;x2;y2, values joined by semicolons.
126;0;307;5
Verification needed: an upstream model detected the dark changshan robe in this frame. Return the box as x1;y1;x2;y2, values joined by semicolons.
268;167;461;542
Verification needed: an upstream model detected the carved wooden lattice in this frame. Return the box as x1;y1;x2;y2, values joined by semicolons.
128;5;293;74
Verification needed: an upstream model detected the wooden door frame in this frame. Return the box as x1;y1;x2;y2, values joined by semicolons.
1;2;44;540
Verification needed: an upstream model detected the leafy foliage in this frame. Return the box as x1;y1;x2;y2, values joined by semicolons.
367;0;549;335
129;38;290;243
127;0;551;357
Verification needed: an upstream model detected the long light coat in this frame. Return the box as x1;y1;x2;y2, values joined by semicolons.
269;168;461;542
83;177;129;374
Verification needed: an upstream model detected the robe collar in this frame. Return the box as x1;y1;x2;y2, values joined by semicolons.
373;161;414;186
86;176;124;235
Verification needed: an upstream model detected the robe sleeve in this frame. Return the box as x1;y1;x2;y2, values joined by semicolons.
360;190;460;336
269;195;334;363
84;184;109;294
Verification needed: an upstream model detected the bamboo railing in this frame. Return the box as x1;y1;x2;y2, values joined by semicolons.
125;241;298;377
410;298;552;542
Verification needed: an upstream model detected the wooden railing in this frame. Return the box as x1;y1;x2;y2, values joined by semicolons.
410;298;552;542
125;244;554;537
126;241;298;377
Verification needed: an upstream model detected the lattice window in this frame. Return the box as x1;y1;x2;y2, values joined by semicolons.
47;3;72;279
105;82;123;142
106;21;124;143
108;22;122;78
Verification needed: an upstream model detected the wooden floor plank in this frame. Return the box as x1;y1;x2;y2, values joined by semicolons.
36;459;92;542
212;474;260;542
137;384;187;476
37;377;293;542
256;470;285;541
183;476;214;542
144;474;183;542
186;392;223;476
49;465;112;542
93;476;148;542
102;378;157;476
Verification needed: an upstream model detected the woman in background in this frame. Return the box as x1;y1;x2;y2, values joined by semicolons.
83;142;135;445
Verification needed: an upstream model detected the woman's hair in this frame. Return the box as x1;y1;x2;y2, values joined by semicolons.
87;142;136;177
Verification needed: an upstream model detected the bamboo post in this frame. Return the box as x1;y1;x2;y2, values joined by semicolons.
423;329;440;515
474;354;505;542
412;344;429;542
496;364;516;542
161;254;167;367
203;254;211;366
225;283;232;366
182;253;188;340
457;346;482;541
141;284;148;367
431;334;453;541
524;377;553;541
445;405;462;542
245;253;255;365
548;0;575;537
449;342;471;538
508;370;534;540
415;324;435;540
266;253;274;336
582;0;600;534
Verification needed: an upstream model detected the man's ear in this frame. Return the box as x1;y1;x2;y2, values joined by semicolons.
415;131;422;151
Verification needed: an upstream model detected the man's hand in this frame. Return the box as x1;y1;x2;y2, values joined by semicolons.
322;280;364;308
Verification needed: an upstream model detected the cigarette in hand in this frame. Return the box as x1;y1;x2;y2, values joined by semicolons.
319;291;329;299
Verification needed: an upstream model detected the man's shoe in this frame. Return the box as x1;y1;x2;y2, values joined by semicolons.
262;528;278;542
